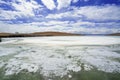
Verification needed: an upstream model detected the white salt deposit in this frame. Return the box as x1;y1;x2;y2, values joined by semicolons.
0;36;120;77
1;36;120;45
0;46;20;56
21;36;120;45
68;75;72;78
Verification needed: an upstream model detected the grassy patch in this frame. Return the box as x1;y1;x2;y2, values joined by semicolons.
71;70;120;80
0;67;120;80
0;68;44;80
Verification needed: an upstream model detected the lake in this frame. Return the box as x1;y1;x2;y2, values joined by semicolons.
0;36;120;80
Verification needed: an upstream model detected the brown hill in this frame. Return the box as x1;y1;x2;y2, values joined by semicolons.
31;32;80;36
0;32;81;38
0;33;12;37
108;33;120;36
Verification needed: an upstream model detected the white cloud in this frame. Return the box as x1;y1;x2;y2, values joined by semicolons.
0;21;42;33
0;20;120;34
0;1;120;34
46;12;72;19
41;0;56;10
46;11;83;19
57;0;72;9
38;21;69;26
46;5;120;21
12;0;41;15
75;5;120;21
72;0;79;3
71;20;95;26
0;9;22;19
0;0;8;4
0;0;42;19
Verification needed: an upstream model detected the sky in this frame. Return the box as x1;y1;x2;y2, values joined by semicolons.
0;0;120;34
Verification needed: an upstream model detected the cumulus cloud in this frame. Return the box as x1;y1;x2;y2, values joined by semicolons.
0;0;120;34
0;20;120;34
12;0;41;14
40;0;74;10
57;0;72;9
46;11;73;19
0;0;42;19
76;5;120;21
0;9;24;20
46;5;120;21
56;0;90;9
41;0;56;10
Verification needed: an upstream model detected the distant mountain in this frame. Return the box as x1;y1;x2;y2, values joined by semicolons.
0;32;81;38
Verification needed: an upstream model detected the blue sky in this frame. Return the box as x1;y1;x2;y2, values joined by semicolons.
0;0;120;34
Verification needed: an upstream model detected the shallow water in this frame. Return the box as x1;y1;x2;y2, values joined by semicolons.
0;36;120;80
